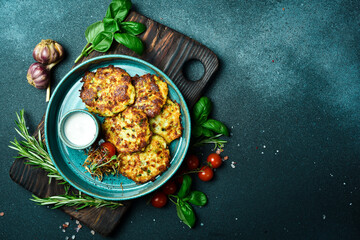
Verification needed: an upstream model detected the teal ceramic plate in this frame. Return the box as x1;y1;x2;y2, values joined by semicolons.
45;55;191;201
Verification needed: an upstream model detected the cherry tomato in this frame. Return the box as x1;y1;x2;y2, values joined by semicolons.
198;166;214;181
186;154;199;170
151;192;168;208
101;142;116;157
207;153;222;168
162;180;177;195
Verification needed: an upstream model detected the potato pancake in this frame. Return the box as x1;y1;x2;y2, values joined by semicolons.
132;74;168;118
80;65;135;117
119;135;170;183
149;98;182;144
102;107;152;153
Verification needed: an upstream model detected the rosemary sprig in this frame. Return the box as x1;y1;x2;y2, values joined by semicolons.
8;109;65;183
31;194;122;210
9;110;123;209
192;134;227;150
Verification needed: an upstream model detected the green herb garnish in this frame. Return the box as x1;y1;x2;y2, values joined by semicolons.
169;175;207;228
90;155;117;171
9;109;65;184
31;194;122;210
75;0;146;63
31;185;122;210
192;133;227;150
191;97;229;149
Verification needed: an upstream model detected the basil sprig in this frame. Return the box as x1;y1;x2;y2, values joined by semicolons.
169;175;207;228
192;97;229;137
193;96;212;125
75;0;146;63
192;97;229;149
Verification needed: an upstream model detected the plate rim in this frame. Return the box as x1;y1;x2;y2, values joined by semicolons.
45;54;191;201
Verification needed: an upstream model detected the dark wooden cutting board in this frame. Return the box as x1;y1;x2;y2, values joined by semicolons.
9;11;218;236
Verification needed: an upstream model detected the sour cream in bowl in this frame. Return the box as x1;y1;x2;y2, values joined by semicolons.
58;109;99;149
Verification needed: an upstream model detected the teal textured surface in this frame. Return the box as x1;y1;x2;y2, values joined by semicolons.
45;55;191;200
2;0;360;239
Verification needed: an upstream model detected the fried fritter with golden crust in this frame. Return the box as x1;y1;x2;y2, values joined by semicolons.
102;107;152;154
119;135;170;183
132;74;168;118
149;98;182;144
80;65;135;117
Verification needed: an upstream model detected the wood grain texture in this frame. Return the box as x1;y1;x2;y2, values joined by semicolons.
9;11;218;236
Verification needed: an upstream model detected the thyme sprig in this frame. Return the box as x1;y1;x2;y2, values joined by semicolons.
9;110;122;209
192;134;227;150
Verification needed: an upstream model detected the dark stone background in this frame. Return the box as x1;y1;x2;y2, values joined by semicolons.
0;0;359;239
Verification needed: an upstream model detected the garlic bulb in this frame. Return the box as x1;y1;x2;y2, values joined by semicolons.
26;62;50;89
32;39;64;69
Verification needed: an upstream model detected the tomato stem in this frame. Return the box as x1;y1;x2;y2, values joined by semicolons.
184;170;202;174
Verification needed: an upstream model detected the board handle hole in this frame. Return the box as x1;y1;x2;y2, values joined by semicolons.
182;59;205;82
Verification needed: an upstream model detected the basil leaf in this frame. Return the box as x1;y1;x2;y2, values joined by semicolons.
192;125;203;138
85;21;104;43
92;31;113;52
177;174;192;199
202;119;229;136
186;191;207;206
103;18;119;33
201;127;214;137
114;33;144;55
192;124;213;138
176;199;195;228
112;0;132;4
120;22;146;35
105;2;116;18
193;96;212;125
105;0;131;21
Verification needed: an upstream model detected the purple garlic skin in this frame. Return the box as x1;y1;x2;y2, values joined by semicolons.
32;39;64;69
27;62;50;89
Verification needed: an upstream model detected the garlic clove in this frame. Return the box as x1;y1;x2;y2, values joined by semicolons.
27;62;50;89
32;39;64;68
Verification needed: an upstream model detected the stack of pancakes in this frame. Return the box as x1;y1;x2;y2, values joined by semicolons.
80;65;182;183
